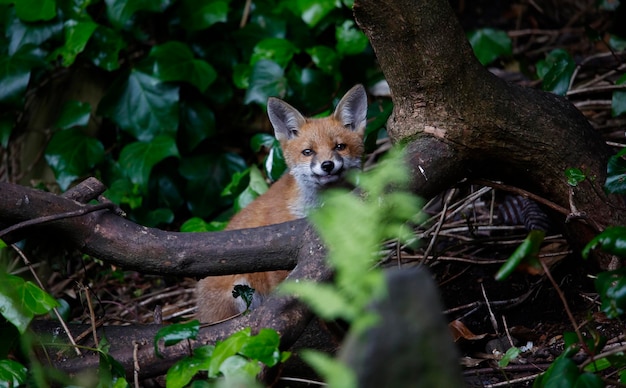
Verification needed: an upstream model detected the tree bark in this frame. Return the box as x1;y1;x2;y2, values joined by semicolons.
354;0;625;268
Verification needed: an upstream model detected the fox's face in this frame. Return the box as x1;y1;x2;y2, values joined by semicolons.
268;85;367;189
267;85;367;214
282;120;364;188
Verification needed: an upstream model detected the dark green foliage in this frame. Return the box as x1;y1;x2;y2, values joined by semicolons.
1;0;383;228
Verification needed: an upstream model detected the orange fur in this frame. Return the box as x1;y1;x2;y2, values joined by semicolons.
196;85;368;323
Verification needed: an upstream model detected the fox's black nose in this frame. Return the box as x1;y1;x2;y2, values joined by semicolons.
321;160;335;173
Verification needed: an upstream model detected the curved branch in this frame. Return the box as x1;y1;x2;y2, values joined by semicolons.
354;0;625;267
0;182;305;277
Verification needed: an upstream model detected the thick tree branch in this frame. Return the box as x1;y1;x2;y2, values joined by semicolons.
354;0;625;267
0;181;306;277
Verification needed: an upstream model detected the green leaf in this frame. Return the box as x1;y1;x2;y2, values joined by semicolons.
0;46;44;105
179;152;247;217
83;25;126;71
301;350;356;388
45;128;105;190
336;20;368;56
180;217;226;232
208;328;251;377
238;328;283;367
250;38;299;68
536;49;576;96
98;70;180;141
594;268;626;318
154;320;199;357
149;41;217;92
54;100;92;129
180;100;216;152
5;0;56;22
143;208;174;227
233;166;269;211
0;273;59;333
5;13;63;55
498;346;521;367
179;0;229;31
307;45;340;74
565;167;586;186
612;74;626;117
539;357;580;388
296;0;336;27
605;147;626;194
51;19;98;67
583;226;626;259
279;281;357;322
495;230;545;281
0;360;27;387
166;350;213;388
244;59;287;105
218;355;262;381
609;35;626;51
0;115;14;148
573;373;604;388
105;0;171;29
467;28;512;65
119;136;180;192
103;178;143;209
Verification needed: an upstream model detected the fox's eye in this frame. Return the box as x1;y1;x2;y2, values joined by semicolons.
302;149;314;156
335;143;346;151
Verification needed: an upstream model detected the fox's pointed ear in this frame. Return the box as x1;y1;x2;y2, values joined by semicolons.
267;97;306;142
333;84;367;132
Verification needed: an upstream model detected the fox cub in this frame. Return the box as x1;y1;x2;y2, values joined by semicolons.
196;85;367;323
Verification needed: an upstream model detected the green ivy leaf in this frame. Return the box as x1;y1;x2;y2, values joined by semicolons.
0;273;59;333
45;128;105;190
1;0;56;22
307;45;340;74
498;347;521;367
574;372;605;388
612;73;626;117
166;349;213;388
232;166;269;211
238;328;283;367
0;360;27;387
149;41;217;92
609;35;626;51
467;28;512;65
250;38;299;68
51;18;98;67
0;115;14;148
244;59;287;105
54;100;92;129
336;20;368;56
98;70;179;141
83;25;126;71
180;99;216;152
180;217;226;232
154;320;199;357
250;133;286;182
119;136;180;192
565;167;586;187
0;46;44;105
604;148;626;194
208;328;251;377
179;0;229;31
279;281;357;322
5;13;63;55
536;49;576;96
297;0;336;27
595;268;626;318
583;226;626;259
495;230;545;281
179;152;247;217
104;0;171;29
300;350;356;388
103;177;143;209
